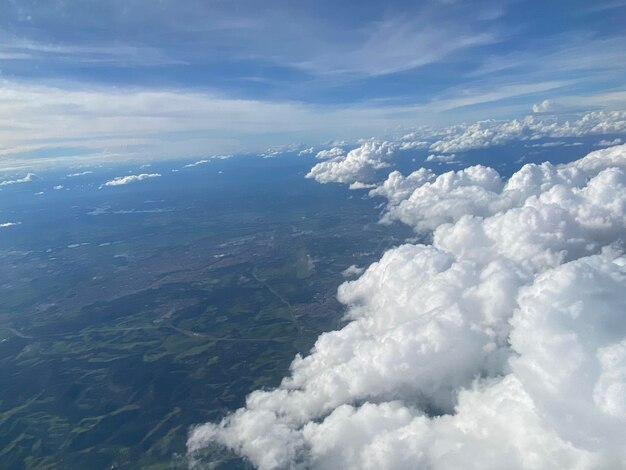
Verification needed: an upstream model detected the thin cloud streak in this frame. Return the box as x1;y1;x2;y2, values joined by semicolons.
2;77;626;170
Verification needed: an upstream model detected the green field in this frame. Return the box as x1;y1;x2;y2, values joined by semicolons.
0;175;412;469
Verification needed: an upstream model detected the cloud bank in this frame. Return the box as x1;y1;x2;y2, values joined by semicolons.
101;173;161;187
188;143;626;469
428;110;626;154
303;109;626;184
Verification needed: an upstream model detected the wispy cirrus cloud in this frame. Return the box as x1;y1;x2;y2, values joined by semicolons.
292;14;499;77
1;0;625;169
427;80;574;112
1;0;505;77
0;79;405;169
0;35;188;67
2;78;625;172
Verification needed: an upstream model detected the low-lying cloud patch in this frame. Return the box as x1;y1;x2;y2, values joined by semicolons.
341;265;365;278
183;159;209;168
426;153;459;164
66;171;94;177
87;205;173;216
182;155;234;169
315;147;345;159
100;173;161;188
0;173;37;186
598;138;623;147
348;182;377;190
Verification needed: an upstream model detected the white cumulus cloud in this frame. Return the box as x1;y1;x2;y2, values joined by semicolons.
315;147;345;159
303;110;626;188
368;168;436;205
183;159;209;168
426;153;459;164
429;110;626;154
348;182;377;190
188;144;626;470
101;173;161;187
399;140;430;150
341;265;365;277
598;138;623;147
532;99;558;113
306;141;396;184
66;170;94;177
0;173;37;186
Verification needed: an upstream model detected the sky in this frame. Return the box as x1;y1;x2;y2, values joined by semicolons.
1;0;625;168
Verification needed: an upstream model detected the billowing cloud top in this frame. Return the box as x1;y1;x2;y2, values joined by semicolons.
315;147;345;159
306;141;396;184
188;143;626;469
101;173;161;188
428;111;626;154
302;109;626;185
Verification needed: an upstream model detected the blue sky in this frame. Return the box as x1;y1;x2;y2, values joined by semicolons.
1;0;625;168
